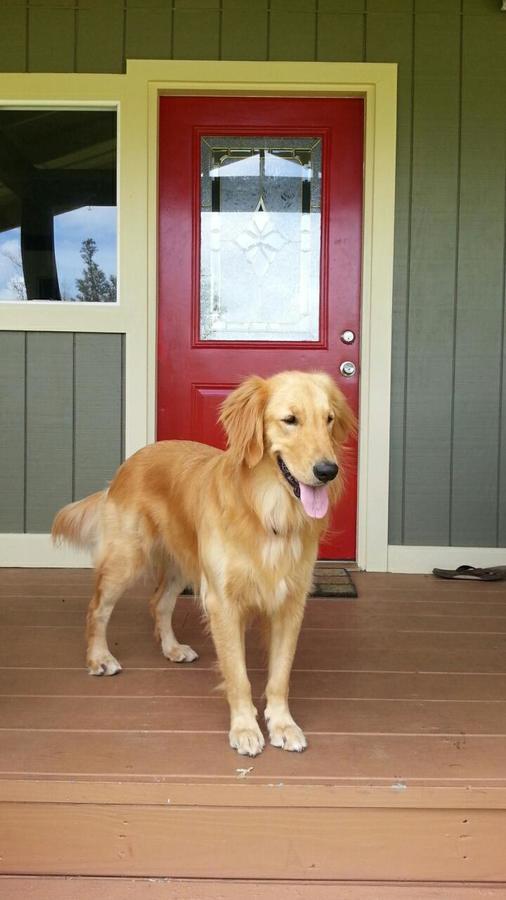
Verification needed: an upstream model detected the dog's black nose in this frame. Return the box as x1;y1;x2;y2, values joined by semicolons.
313;460;339;483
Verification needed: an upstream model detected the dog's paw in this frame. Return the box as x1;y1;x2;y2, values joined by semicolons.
267;718;307;752
163;642;199;663
229;721;265;757
87;653;122;676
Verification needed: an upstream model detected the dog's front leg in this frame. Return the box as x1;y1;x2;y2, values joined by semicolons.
207;593;265;757
264;597;307;752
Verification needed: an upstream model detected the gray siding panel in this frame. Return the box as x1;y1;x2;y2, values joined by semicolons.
221;0;269;62
0;333;125;533
0;3;27;72
367;2;414;545
403;12;461;545
25;333;74;533
0;333;26;532
317;1;365;63
269;0;316;62
450;14;506;547
172;0;220;60
74;334;123;500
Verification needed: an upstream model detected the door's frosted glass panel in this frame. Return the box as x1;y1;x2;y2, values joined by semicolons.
200;136;321;342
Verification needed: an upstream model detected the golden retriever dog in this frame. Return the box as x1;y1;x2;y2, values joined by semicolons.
52;370;355;756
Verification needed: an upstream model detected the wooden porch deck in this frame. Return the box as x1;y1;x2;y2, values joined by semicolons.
1;569;506;894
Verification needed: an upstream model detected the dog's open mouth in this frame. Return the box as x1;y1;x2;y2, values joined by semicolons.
277;457;329;519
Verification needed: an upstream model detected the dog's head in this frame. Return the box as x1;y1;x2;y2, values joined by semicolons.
219;370;356;519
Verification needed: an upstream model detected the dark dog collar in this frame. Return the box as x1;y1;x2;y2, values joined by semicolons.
277;456;300;499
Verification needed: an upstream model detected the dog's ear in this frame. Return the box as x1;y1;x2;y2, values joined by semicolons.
330;385;357;452
219;376;268;468
313;372;357;451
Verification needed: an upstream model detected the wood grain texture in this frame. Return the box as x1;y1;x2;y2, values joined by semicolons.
1;803;506;880
1;569;506;882
1;877;505;900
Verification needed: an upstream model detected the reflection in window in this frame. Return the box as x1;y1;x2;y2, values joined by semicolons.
0;108;116;302
200;136;322;342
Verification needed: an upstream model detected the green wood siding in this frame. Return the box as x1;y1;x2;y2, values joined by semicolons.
0;333;26;532
0;1;504;547
0;333;124;534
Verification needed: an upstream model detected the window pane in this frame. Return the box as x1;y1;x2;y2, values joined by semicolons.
200;136;322;342
0;108;117;302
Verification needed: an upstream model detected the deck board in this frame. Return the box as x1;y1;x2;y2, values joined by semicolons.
2;877;506;898
1;569;506;882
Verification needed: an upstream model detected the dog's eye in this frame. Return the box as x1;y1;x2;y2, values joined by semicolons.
282;415;298;425
327;415;334;424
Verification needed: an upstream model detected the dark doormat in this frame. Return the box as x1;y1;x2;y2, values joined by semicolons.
309;564;357;599
182;565;357;599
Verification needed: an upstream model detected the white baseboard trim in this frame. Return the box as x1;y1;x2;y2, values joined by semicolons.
388;545;506;575
1;535;504;574
0;534;92;568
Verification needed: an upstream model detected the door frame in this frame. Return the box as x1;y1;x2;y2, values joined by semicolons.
145;60;397;572
0;60;396;571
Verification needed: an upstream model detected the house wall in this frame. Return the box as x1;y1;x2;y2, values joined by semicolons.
0;332;124;533
0;0;504;549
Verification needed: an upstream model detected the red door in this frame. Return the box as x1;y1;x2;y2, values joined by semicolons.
158;97;363;560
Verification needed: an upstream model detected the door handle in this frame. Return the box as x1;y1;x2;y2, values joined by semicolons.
340;361;356;377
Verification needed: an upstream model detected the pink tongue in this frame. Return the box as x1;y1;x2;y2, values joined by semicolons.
299;483;329;519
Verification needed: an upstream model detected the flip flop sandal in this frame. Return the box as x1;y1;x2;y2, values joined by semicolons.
432;565;506;582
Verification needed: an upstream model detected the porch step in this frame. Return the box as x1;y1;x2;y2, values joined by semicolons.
1;877;505;899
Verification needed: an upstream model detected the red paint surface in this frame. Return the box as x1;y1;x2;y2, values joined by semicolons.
158;97;363;559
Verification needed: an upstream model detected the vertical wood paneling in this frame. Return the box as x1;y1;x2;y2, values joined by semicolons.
317;0;365;63
125;0;172;61
73;334;123;501
269;0;316;61
500;311;506;548
221;0;268;61
0;1;27;71
450;12;506;546
402;9;461;545
25;333;74;533
0;333;25;532
367;0;414;545
172;0;220;60
28;0;75;72
76;0;125;73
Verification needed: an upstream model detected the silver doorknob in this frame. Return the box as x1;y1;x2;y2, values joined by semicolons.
340;361;356;377
340;330;355;344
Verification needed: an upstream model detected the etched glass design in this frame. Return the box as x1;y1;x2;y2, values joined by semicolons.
200;136;321;341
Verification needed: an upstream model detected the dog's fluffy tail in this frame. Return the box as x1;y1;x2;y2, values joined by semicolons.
52;490;105;550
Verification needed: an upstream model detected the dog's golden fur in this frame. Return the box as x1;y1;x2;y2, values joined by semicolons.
52;370;355;756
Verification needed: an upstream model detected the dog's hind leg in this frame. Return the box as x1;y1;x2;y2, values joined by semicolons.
86;550;141;675
150;565;199;663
